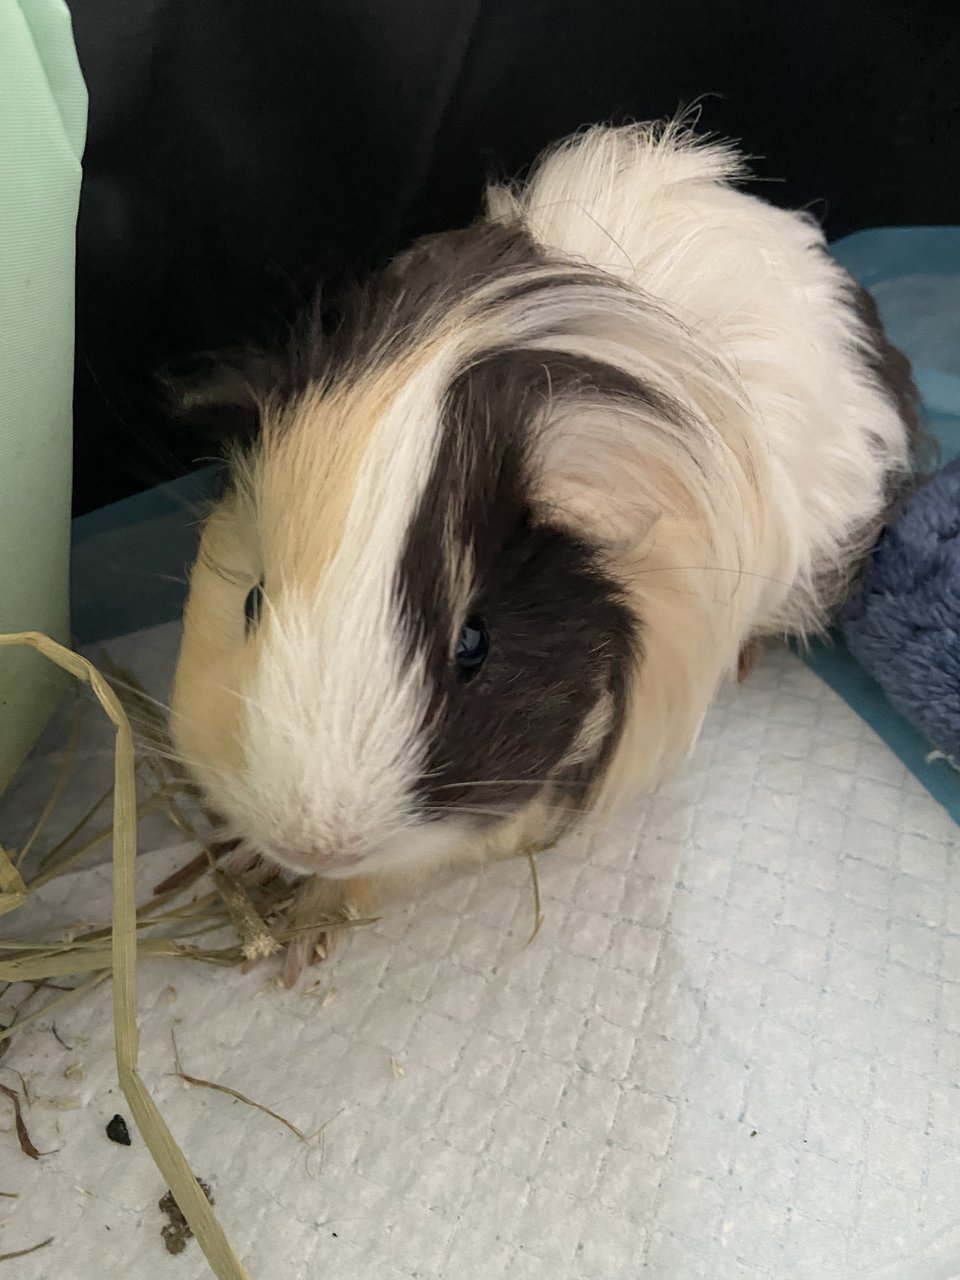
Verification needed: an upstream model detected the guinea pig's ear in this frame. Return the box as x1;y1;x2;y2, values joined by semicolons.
163;354;269;448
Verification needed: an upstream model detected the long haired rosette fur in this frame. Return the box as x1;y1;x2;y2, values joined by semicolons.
171;121;918;981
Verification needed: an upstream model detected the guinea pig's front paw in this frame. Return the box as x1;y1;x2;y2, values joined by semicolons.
282;928;338;988
280;875;378;988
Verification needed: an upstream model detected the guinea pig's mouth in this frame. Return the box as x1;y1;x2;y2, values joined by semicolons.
262;847;366;878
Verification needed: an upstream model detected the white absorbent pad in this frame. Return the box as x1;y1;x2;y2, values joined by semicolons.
1;636;958;1280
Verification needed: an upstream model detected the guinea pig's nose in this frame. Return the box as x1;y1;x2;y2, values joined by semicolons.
282;845;364;876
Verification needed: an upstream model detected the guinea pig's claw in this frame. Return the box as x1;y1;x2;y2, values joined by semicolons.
737;640;760;683
282;928;337;988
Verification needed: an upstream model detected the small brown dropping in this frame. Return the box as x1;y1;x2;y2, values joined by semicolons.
106;1114;131;1145
160;1218;188;1255
159;1178;214;1255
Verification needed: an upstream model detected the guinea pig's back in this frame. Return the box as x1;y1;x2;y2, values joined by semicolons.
487;121;915;632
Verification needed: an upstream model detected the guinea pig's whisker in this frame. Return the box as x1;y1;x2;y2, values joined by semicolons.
637;564;794;590
137;467;222;522
426;778;588;793
131;742;191;768
80;679;233;789
126;737;212;781
97;674;175;717
423;799;583;821
86;564;192;590
421;804;525;822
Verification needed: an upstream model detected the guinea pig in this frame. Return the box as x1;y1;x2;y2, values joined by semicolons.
170;119;920;984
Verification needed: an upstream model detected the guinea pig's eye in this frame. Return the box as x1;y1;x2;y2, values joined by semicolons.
244;580;264;635
455;615;489;680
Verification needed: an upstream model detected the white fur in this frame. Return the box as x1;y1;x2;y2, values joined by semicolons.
483;121;911;801
488;121;910;638
232;353;474;874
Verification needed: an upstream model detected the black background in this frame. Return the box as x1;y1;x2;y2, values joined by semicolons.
67;0;960;514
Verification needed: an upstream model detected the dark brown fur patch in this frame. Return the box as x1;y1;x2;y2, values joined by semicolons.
372;226;687;821
845;274;924;460
169;221;550;441
397;339;651;821
813;261;936;618
836;261;938;505
173;218;669;446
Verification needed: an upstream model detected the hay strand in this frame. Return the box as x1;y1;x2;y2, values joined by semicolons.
0;1083;44;1158
211;869;282;962
0;938;200;982
0;632;250;1280
525;849;544;945
0;848;27;918
0;1236;53;1263
15;692;83;869
35;783;112;873
171;1033;306;1141
0;975;109;1047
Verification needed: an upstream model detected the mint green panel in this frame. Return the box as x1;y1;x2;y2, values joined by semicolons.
0;0;87;792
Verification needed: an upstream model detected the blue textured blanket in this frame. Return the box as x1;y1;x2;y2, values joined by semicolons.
807;227;960;821
842;458;960;761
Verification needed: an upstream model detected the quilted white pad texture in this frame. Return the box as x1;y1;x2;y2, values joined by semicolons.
2;632;959;1280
